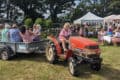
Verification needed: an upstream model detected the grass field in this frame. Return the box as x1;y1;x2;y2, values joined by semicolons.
0;44;120;80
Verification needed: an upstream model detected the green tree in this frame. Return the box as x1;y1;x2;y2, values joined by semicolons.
43;0;75;23
10;0;44;20
0;0;4;17
24;18;33;28
70;0;112;21
108;0;120;14
70;0;91;20
45;19;53;28
35;18;43;25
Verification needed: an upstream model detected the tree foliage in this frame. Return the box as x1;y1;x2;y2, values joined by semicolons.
0;0;120;23
45;19;53;28
108;0;120;14
43;0;75;22
10;0;44;20
24;18;33;28
35;18;44;26
70;0;120;21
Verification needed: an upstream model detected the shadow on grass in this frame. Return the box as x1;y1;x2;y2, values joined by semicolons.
10;53;120;80
11;53;48;62
11;53;68;66
76;64;120;80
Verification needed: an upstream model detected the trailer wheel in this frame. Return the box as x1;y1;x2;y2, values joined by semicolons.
1;49;10;60
46;42;57;64
90;63;101;71
68;57;79;76
0;46;14;60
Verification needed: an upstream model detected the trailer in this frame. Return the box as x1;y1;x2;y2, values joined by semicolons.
0;39;47;60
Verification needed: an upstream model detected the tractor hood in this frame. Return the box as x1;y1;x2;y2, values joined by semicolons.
69;37;98;49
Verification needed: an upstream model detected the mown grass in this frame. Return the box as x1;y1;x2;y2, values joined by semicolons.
0;43;120;80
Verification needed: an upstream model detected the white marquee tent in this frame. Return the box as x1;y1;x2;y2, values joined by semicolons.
104;15;120;22
74;12;103;24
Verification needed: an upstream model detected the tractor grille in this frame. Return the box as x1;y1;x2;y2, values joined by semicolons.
87;45;99;49
88;54;100;59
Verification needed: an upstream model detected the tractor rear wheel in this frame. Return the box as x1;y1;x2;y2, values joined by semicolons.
46;42;57;64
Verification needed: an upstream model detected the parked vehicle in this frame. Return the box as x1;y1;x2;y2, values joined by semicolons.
46;36;102;76
0;40;47;60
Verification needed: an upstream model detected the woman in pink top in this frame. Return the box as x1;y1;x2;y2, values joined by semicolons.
59;22;71;51
19;26;34;43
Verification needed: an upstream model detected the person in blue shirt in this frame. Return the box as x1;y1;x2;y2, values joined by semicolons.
8;23;22;42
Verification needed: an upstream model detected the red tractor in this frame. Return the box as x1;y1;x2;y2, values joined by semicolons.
46;35;102;76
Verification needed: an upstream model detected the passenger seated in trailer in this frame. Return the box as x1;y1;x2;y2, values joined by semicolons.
19;26;34;43
8;23;22;42
33;24;41;41
1;23;10;42
58;22;71;52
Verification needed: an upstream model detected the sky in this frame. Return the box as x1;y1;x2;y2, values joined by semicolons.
75;0;80;6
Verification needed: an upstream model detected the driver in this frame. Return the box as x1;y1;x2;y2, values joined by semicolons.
59;22;71;52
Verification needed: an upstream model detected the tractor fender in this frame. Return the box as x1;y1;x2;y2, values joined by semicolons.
47;36;62;55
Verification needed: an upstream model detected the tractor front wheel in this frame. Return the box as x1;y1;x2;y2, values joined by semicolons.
68;57;79;76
